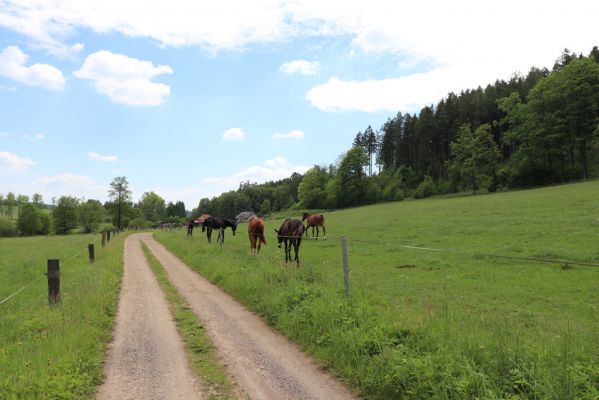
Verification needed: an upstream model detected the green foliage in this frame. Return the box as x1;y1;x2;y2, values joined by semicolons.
0;217;17;237
52;196;80;234
166;201;186;218
298;165;330;209
107;176;132;229
499;57;599;186
449;124;501;193
335;146;370;207
413;176;437;198
156;180;599;400
79;199;105;233
129;217;149;229
16;203;42;235
138;191;166;223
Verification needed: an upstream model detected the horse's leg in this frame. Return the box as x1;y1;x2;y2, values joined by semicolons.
285;239;290;263
207;228;211;243
312;225;315;237
322;223;326;237
294;238;301;266
315;225;319;240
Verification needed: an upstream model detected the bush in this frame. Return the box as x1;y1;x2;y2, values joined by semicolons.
413;176;437;199
129;218;148;229
0;218;17;237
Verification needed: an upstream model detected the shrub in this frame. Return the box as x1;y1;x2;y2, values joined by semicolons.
413;176;437;199
0;217;17;237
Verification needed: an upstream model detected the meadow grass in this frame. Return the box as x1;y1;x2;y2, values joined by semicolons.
0;232;126;399
156;180;599;399
141;242;234;400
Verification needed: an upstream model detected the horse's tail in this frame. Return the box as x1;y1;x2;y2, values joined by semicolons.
320;214;325;224
259;234;267;245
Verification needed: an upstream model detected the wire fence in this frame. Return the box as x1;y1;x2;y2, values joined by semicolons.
204;227;599;269
0;234;102;306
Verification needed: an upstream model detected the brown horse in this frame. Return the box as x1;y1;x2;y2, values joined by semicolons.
248;217;266;253
275;219;304;266
302;212;326;239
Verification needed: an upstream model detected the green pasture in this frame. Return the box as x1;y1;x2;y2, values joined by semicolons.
0;233;126;399
156;181;599;399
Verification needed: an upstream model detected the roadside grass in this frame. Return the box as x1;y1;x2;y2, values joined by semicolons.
141;242;234;400
156;180;599;399
0;232;126;399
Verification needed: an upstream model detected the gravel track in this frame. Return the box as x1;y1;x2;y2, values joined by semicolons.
141;233;357;400
96;234;203;400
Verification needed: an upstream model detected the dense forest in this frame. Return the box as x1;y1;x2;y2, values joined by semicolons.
194;47;599;219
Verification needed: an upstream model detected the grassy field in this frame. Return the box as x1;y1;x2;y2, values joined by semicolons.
156;181;599;400
0;232;126;399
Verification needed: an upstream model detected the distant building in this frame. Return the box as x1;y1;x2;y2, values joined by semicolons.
236;211;257;223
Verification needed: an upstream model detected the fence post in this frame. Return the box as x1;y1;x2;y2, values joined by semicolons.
341;236;350;295
219;227;224;250
101;231;106;247
88;244;95;263
107;230;111;242
47;259;60;304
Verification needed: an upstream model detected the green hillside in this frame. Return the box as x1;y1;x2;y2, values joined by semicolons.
156;180;599;399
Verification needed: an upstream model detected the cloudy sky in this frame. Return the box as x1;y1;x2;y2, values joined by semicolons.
1;0;597;208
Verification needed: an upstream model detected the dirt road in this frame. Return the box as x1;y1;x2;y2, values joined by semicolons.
141;233;357;400
96;234;203;400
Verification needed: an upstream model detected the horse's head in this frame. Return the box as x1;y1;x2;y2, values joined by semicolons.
301;212;309;221
274;228;283;248
231;222;237;236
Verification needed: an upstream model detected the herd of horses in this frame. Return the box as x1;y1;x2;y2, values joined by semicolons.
186;212;326;265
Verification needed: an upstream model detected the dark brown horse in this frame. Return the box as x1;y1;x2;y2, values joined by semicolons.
248;217;266;253
202;216;237;244
275;219;304;266
302;212;325;239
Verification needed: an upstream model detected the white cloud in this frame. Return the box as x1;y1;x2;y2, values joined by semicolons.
279;60;319;75
1;1;598;111
0;151;35;175
306;67;480;112
272;129;304;140
222;127;245;142
202;156;309;188
35;173;106;200
151;187;217;209
74;50;172;106
87;151;118;162
23;133;45;140
0;46;65;90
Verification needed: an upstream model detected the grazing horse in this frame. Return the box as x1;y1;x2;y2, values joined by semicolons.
275;219;304;266
248;217;266;253
202;216;237;244
302;212;326;239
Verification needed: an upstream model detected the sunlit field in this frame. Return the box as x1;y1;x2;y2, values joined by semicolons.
156;181;599;399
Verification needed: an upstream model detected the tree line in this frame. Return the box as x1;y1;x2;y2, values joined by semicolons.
0;177;188;237
193;46;599;216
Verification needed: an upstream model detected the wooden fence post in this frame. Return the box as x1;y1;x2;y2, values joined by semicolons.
88;244;95;263
341;236;350;295
47;259;60;304
107;231;111;242
101;231;106;247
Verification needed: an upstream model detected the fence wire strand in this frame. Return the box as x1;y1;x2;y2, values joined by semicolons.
0;235;102;306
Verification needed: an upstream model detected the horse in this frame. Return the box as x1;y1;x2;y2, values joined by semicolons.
302;212;326;239
202;216;237;244
248;217;266;253
187;219;194;237
274;218;304;266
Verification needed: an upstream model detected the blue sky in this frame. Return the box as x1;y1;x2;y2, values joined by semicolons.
1;0;598;209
